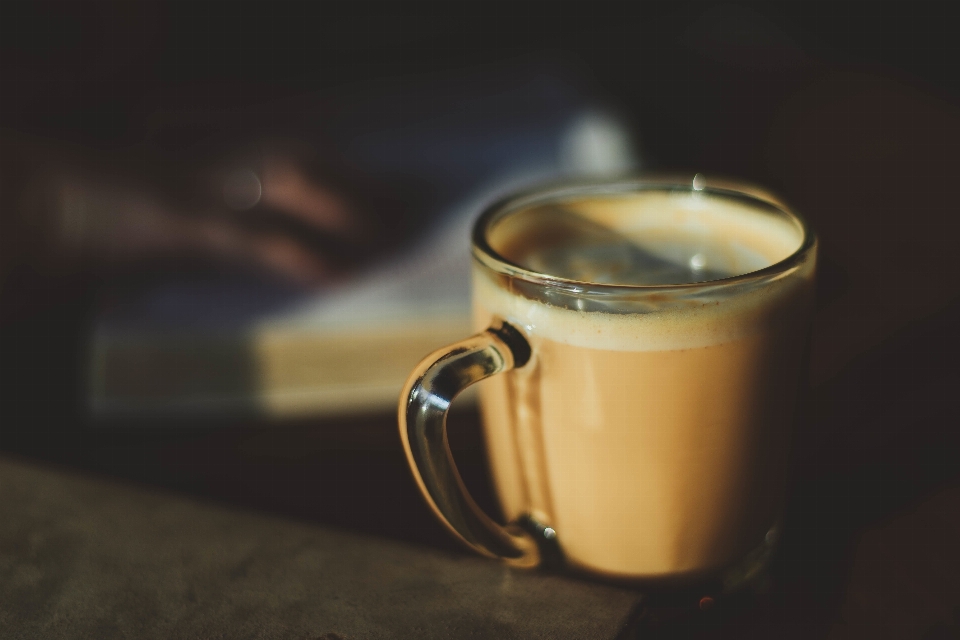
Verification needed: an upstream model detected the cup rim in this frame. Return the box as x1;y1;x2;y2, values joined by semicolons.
470;174;817;294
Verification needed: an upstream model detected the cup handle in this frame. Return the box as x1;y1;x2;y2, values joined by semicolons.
398;321;541;568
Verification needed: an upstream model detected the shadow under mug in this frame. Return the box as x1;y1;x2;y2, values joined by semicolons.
399;176;817;594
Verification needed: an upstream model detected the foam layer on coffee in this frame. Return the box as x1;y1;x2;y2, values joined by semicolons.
475;269;810;352
490;191;803;286
477;191;812;352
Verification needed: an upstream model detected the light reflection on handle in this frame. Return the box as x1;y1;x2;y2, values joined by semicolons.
398;321;540;567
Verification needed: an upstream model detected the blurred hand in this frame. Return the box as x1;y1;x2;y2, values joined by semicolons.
2;134;374;287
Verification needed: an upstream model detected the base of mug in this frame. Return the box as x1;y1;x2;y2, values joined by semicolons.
519;514;778;597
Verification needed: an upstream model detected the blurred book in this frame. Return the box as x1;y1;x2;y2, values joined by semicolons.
89;68;639;419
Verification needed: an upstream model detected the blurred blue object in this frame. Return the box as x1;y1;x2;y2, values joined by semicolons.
90;63;640;419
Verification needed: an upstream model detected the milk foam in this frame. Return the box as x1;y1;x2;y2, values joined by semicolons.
475;269;810;352
565;191;802;270
489;191;804;285
476;191;813;352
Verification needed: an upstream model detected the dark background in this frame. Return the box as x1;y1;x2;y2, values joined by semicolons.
2;1;956;168
2;2;959;637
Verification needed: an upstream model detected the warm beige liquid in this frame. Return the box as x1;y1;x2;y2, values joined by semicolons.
474;191;815;579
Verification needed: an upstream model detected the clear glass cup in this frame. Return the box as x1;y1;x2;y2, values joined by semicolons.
399;175;816;594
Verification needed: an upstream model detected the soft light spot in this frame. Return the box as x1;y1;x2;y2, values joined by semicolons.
223;168;262;210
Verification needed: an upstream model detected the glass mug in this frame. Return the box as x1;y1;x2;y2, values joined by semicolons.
399;176;816;591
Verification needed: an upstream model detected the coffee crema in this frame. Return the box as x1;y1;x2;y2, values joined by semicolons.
473;190;814;579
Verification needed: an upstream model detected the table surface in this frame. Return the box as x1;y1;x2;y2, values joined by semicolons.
1;455;645;640
2;401;958;640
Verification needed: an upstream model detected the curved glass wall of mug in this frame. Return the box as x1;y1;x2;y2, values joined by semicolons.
472;177;815;358
473;176;814;314
469;177;817;582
